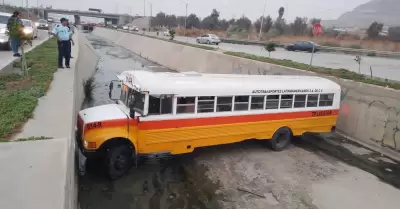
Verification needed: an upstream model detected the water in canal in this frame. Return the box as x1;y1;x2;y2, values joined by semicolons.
78;34;220;209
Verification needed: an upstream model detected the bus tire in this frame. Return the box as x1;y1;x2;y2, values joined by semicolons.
270;127;293;151
106;144;134;180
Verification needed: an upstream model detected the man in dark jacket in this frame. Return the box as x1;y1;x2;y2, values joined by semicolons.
7;11;24;57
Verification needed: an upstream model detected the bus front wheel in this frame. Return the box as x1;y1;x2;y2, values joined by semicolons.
106;144;134;180
270;127;293;151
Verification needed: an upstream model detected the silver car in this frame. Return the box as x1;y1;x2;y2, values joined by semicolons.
21;19;39;39
196;34;221;45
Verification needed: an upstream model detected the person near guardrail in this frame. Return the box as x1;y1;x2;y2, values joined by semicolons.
66;21;75;59
7;11;24;57
52;18;71;69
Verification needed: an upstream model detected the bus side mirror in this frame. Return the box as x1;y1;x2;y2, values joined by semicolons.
109;80;122;100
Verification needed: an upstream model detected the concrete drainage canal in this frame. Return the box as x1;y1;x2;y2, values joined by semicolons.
78;34;221;209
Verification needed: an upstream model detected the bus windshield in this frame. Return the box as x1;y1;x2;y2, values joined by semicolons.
132;91;145;114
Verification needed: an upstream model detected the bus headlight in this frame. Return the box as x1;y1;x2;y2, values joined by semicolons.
23;28;33;34
83;140;88;148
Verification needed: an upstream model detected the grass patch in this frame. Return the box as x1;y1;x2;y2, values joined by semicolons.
168;39;216;50
348;44;362;49
224;51;400;90
0;38;58;138
320;42;341;47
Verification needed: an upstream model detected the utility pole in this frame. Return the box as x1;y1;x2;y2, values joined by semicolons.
2;0;5;12
259;0;267;40
149;2;152;31
26;0;30;19
143;0;146;16
184;2;188;42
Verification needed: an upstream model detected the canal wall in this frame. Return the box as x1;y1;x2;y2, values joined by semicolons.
68;31;100;209
92;27;400;152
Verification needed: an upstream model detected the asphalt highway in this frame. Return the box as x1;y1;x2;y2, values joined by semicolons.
146;31;400;81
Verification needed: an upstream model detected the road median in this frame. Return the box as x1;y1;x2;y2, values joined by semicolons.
0;38;58;140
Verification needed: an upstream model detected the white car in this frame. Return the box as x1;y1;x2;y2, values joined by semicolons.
129;26;139;32
122;25;129;30
21;19;38;39
196;34;221;45
0;12;12;50
163;30;170;36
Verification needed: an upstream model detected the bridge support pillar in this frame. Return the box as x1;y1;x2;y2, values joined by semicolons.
118;15;129;26
74;15;81;25
104;18;118;26
43;11;48;20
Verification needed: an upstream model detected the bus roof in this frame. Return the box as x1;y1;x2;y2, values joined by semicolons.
118;71;341;96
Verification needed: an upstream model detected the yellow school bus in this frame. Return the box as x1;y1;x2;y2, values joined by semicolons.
76;71;341;179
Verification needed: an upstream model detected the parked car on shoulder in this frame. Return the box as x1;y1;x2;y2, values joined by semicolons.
0;12;12;50
284;41;320;52
122;25;129;30
196;34;221;45
129;26;139;32
163;30;170;36
36;19;49;30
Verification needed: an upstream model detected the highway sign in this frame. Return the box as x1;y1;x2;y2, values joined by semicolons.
312;23;323;37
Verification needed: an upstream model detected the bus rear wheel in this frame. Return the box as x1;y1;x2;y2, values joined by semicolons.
270;127;293;151
106;145;134;180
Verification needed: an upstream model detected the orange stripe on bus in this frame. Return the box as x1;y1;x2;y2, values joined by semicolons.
138;109;339;130
83;110;339;133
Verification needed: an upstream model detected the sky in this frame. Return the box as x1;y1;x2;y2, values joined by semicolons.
6;0;370;22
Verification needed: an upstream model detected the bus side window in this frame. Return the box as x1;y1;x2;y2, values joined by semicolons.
307;94;319;107
148;95;161;115
234;96;249;111
177;97;195;114
265;95;279;109
197;96;215;113
149;95;174;115
294;94;306;108
280;95;293;109
319;94;334;107
251;95;264;110
161;95;173;114
217;96;233;112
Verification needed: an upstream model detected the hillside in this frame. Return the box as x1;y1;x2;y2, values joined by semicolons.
323;0;400;28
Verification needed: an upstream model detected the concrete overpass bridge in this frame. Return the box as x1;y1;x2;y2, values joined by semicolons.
39;8;135;25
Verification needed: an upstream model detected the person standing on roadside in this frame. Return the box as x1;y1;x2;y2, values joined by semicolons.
52;18;71;68
7;11;24;57
66;21;75;59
